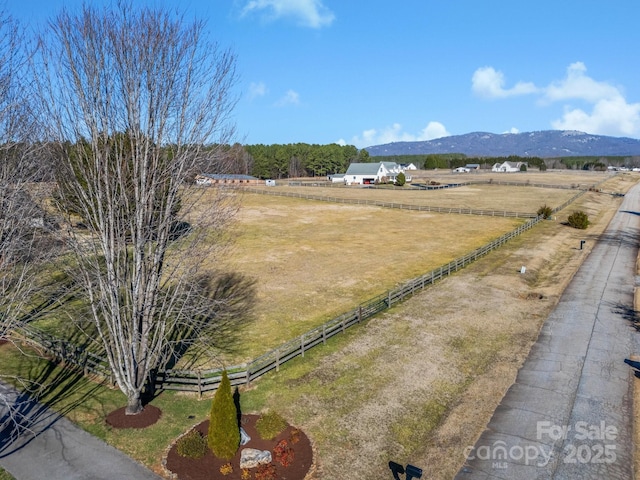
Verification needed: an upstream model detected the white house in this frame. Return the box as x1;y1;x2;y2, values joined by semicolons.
343;162;411;185
491;161;526;173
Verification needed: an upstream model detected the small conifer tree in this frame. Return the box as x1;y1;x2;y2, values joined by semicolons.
208;370;240;460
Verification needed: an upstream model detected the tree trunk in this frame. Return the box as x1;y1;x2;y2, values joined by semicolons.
125;392;143;415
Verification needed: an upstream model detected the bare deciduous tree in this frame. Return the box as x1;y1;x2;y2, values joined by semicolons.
0;11;49;339
35;2;243;414
0;9;62;442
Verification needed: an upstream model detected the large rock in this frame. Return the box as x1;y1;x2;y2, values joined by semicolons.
240;448;272;469
240;427;251;446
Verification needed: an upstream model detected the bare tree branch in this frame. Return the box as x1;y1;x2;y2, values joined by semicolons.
34;2;245;414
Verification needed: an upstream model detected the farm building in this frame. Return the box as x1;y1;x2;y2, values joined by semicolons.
491;161;526;173
343;162;411;185
400;163;418;170
327;173;345;183
195;173;262;186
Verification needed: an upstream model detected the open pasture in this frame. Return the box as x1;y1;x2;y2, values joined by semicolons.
410;168;614;187
198;172;632;363
249;183;576;215
201;177;597;363
246;170;611;215
217;193;524;361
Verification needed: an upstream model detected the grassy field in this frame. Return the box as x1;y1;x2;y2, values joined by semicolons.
1;171;637;479
246;182;583;214
194;173;607;363
27;170;607;366
221;194;524;362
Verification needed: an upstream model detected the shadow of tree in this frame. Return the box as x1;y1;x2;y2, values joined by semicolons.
143;270;257;400
611;302;640;331
165;271;256;366
0;344;108;458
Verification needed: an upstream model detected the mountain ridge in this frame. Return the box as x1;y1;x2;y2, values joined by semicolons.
365;130;640;158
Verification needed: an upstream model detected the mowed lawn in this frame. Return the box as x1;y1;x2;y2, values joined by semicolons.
209;190;525;363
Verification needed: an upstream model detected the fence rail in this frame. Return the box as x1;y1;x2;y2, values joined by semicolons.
12;191;586;395
242;187;538;218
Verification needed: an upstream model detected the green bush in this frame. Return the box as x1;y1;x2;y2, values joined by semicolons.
176;429;208;459
567;210;589;229
537;205;553;219
208;370;240;460
395;172;406;186
255;410;287;440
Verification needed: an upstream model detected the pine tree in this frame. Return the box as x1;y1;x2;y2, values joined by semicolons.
208;370;240;460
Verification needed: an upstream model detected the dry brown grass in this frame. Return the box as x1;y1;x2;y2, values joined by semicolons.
212;194;523;362
187;173;632;365
248;183;579;214
235;172;639;480
411;168;612;187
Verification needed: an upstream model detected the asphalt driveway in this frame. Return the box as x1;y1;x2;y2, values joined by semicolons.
456;183;640;479
0;382;161;480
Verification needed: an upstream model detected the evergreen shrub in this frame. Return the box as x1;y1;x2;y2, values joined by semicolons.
208;370;240;460
255;410;287;440
176;429;208;459
567;211;589;229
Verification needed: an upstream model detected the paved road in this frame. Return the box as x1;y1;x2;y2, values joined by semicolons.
0;382;162;480
456;183;640;479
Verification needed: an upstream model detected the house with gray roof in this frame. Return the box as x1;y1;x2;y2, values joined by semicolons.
343;162;410;185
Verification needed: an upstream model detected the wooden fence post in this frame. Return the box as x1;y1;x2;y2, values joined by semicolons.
197;370;202;399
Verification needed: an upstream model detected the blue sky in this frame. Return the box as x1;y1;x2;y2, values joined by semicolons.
8;0;640;148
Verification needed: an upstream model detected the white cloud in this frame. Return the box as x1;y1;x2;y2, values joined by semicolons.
503;127;520;134
240;0;335;28
543;62;620;103
347;121;450;149
546;63;640;137
552;96;640;137
473;62;640;138
275;89;300;106
248;81;268;100
472;66;538;98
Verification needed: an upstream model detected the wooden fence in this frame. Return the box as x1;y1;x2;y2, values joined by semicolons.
12;190;586;395
242;187;538;218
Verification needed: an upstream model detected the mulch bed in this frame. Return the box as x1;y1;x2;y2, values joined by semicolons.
165;414;314;480
105;404;162;428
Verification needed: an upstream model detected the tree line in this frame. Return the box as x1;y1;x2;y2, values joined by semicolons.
242;143;369;179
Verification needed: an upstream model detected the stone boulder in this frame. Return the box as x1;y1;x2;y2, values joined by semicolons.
240;448;272;469
240;427;251;446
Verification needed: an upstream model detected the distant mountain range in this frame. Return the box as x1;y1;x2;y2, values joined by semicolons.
365;130;640;158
